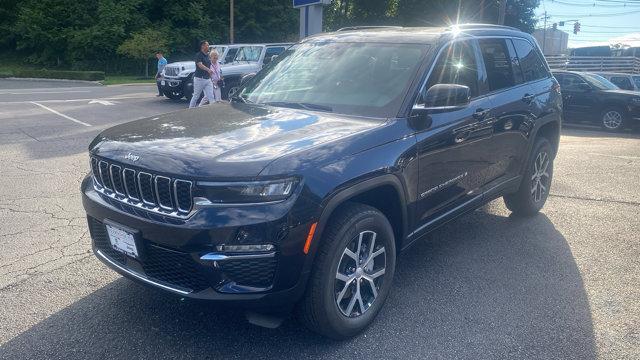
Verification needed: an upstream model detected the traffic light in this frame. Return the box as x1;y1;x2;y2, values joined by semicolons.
573;22;580;34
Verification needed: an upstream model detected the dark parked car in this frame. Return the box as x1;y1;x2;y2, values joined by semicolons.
82;24;561;339
553;70;640;131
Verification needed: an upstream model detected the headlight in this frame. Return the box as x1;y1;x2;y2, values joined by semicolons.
178;71;192;77
196;178;297;204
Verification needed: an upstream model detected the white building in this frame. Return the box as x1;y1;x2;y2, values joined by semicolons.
533;28;569;56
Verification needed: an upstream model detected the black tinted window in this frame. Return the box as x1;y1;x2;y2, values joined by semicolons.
512;39;548;82
265;47;286;57
559;74;588;91
478;39;516;92
425;40;479;98
610;76;633;90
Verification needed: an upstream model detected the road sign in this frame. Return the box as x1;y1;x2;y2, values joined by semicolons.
293;0;324;8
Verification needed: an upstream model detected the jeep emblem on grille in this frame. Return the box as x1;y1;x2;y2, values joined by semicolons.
123;152;140;162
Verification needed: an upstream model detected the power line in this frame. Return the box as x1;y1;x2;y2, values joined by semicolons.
545;8;640;16
550;0;640;7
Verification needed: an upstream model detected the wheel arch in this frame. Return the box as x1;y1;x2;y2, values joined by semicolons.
309;175;408;262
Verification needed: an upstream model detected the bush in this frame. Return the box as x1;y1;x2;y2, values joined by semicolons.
6;69;105;81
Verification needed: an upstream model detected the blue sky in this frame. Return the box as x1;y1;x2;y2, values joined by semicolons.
535;0;640;47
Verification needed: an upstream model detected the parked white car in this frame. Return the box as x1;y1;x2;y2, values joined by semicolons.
160;43;292;100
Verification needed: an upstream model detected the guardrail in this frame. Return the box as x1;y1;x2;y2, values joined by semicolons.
545;56;640;74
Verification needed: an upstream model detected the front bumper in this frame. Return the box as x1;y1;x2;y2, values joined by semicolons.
160;76;191;95
81;175;316;307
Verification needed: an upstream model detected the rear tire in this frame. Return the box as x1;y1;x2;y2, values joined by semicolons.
504;137;554;216
296;203;396;339
600;107;626;132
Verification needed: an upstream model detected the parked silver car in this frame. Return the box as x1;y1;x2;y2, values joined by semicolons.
598;72;640;92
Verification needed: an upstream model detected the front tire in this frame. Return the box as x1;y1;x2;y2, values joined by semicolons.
600;107;626;132
504;137;554;216
296;203;396;339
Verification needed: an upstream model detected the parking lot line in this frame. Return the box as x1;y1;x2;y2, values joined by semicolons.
29;101;92;127
0;90;91;95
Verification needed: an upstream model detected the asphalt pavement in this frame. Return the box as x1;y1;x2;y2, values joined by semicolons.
0;79;638;359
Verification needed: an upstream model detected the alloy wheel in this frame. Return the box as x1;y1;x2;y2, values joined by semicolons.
602;110;623;129
334;230;386;318
531;151;550;203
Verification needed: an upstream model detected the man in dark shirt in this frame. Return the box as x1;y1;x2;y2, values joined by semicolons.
189;40;215;108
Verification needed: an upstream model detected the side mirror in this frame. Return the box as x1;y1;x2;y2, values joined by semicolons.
423;84;471;108
240;73;256;85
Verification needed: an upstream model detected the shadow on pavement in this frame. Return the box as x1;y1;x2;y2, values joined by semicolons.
0;209;597;359
562;125;640;139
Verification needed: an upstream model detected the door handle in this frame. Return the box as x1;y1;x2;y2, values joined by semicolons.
522;93;535;103
472;108;491;120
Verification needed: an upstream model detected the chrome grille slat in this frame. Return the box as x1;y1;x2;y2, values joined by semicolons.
123;168;139;201
90;157;193;218
154;176;174;210
98;161;112;191
138;172;156;206
110;165;125;196
174;180;193;213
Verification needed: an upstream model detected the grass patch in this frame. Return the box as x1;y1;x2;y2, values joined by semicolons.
101;76;156;85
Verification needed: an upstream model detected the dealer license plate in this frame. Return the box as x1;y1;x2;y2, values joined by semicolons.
106;224;138;258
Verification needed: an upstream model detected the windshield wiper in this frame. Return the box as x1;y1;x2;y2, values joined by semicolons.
263;101;333;113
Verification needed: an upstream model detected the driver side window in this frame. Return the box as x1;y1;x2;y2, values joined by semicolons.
421;40;479;104
561;74;588;91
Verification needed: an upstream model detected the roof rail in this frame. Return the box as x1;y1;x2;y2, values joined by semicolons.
449;23;520;31
336;26;403;32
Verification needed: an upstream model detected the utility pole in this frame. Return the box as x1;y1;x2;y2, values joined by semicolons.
498;0;507;25
542;10;547;54
230;0;234;44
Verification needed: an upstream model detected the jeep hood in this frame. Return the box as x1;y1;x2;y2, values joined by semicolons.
89;103;384;178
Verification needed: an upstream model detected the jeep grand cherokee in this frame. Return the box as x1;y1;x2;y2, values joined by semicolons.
82;25;561;339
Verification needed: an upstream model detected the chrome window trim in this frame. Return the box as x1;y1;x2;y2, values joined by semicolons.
154;176;174;211
109;164;126;197
137;172;156;206
173;180;193;213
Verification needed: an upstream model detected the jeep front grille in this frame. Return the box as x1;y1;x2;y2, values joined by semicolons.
90;157;193;218
164;66;180;77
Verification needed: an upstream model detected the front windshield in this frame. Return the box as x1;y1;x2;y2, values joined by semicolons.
633;76;640;89
582;73;619;90
212;46;226;55
234;46;263;62
237;41;428;117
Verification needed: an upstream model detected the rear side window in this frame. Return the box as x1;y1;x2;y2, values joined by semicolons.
478;39;516;92
425;40;480;98
224;48;239;63
609;76;633;90
511;38;549;82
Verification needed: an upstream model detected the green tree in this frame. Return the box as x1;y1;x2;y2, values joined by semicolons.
117;28;168;77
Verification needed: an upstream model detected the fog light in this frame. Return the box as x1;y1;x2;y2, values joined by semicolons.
216;244;274;252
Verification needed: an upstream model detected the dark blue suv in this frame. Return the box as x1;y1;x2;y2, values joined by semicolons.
82;24;561;339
